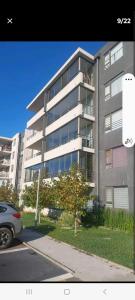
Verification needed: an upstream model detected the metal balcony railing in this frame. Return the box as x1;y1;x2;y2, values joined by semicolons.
0;171;9;178
0;145;11;152
0;159;10;166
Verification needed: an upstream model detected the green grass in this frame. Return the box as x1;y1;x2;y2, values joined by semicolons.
22;212;134;269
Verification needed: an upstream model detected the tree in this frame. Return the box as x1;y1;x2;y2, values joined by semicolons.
0;181;19;206
21;178;55;223
54;165;91;235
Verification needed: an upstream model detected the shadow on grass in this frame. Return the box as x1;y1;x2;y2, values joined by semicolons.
20;221;56;244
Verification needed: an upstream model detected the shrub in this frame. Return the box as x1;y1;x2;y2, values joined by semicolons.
82;207;134;232
57;211;75;228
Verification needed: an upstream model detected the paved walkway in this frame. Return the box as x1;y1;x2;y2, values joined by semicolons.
20;229;135;281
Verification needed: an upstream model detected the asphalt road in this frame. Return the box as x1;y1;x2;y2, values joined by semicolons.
0;239;74;282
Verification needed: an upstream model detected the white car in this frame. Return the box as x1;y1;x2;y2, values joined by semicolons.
0;202;22;250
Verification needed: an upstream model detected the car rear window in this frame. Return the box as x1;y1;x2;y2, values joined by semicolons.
0;206;7;213
7;203;20;212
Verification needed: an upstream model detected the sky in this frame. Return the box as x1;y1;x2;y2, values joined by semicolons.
0;41;106;137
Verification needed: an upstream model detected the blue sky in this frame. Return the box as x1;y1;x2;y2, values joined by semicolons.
0;41;106;137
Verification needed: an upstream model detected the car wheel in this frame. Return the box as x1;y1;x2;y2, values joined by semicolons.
0;227;13;250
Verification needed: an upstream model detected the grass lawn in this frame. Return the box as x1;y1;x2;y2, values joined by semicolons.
22;213;134;269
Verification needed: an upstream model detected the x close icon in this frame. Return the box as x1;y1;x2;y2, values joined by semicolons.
7;18;13;24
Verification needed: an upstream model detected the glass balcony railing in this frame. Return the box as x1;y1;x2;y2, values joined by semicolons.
83;72;94;86
82;105;94;116
82;137;94;148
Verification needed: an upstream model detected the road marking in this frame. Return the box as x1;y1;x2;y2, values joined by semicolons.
0;247;28;254
43;273;73;282
23;241;74;274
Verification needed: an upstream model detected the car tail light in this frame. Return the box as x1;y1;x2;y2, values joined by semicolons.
12;212;21;219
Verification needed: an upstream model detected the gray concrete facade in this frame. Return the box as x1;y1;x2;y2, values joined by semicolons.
95;42;135;212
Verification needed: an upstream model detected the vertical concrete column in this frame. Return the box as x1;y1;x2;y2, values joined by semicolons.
95;56;100;200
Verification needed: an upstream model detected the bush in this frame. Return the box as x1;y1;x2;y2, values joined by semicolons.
81;207;134;232
57;211;75;228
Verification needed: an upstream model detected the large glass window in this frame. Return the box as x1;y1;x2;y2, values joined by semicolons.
47;87;78;126
79;151;93;181
44;151;78;178
80;57;94;86
104;42;123;70
46;119;78;151
80;86;94;115
80;119;93;148
47;59;79;102
105;74;123;101
105;109;122;132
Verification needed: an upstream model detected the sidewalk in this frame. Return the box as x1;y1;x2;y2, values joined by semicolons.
20;228;135;281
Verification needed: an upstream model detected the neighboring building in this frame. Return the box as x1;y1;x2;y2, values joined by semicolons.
0;136;12;186
95;42;134;212
0;133;25;193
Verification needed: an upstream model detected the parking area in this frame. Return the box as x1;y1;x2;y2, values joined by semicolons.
0;239;74;282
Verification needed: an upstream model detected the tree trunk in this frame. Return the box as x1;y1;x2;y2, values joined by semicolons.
38;210;41;224
74;217;77;236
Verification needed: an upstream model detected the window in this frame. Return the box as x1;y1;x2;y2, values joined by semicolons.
105;146;127;169
105;115;111;131
105;109;122;132
111;42;123;65
46;119;78;151
114;187;128;210
47;59;79;102
105;85;111;101
111;75;122;97
104;54;110;70
80;86;94;115
105;74;123;101
105;188;113;208
104;42;123;70
105;149;112;169
112;109;122;131
43;152;78;178
47;87;78;125
25;169;32;182
0;206;7;213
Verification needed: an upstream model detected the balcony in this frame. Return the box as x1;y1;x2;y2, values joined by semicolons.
0;159;10;167
0;171;9;178
0;145;12;154
44;135;94;162
24;153;42;169
46;72;95;112
25;130;43;150
27;107;45;130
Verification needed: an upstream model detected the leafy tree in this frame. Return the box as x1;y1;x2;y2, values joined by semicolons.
21;178;55;223
53;165;91;235
0;181;19;206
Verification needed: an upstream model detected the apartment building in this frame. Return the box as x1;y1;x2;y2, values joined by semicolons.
23;42;135;212
95;42;134;212
0;133;24;191
0;136;12;186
